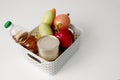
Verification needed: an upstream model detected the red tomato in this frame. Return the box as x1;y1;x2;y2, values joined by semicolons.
54;28;74;49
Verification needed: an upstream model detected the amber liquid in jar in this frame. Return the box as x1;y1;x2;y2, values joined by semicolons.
13;32;38;54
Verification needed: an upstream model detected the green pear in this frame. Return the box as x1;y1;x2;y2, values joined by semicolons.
39;23;53;37
41;8;56;26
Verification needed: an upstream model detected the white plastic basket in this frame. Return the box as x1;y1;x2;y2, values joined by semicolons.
21;24;81;75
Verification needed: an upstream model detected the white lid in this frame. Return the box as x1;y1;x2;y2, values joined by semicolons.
37;35;60;51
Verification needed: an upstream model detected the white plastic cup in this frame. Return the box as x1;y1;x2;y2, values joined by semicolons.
37;35;60;61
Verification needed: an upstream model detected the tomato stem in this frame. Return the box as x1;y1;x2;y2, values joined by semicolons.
56;23;62;32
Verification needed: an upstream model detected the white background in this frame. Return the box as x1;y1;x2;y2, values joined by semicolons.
0;0;120;80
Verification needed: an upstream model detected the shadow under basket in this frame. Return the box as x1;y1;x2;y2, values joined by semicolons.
21;24;81;75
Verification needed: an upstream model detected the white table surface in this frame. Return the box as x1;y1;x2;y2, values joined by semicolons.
0;0;120;80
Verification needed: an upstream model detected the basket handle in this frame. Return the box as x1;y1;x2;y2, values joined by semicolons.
27;53;41;63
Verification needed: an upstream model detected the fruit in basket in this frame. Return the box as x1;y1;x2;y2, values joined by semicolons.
39;23;53;37
54;28;74;49
53;13;70;30
42;8;56;26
